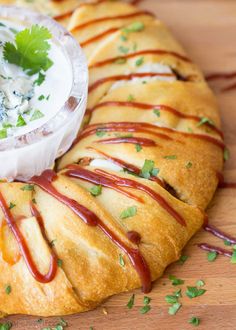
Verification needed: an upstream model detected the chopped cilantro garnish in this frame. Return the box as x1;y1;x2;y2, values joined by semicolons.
127;294;135;309
196;279;205;287
135;56;144;67
57;259;63;267
9;202;16;210
140;159;159;179
165;295;178;304
120;206;137;219
178;255;189;265
34;72;45;86
90;185;102;197
127;94;135;102
118;45;129;54
168;302;181;315
3;25;53;75
169;275;185;286
153;109;161;117
2;122;13;129
143;296;151;305
30;109;44;121
96;129;106;137
0;322;12;330
5;285;11;295
164;155;177;160
122;22;145;35
230;245;236;263
38;94;45;101
0;129;7;139
16;114;26;127
223;148;230;161
224;240;231;246
20;184;34;191
186;286;206;299
135;144;142;152
119;254;125;267
197;117;215;127
114;57;127;64
140;305;151;314
189;317;200;326
185;161;193;169
207;251;218;262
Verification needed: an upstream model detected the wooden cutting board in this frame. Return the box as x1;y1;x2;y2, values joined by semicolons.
5;0;236;329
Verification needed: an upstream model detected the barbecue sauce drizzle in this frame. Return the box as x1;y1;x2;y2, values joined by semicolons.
30;170;152;293
205;71;236;92
65;165;186;226
0;191;57;283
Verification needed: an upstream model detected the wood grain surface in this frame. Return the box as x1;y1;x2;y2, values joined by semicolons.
4;0;236;329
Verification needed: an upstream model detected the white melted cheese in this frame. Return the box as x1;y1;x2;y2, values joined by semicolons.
0;19;73;138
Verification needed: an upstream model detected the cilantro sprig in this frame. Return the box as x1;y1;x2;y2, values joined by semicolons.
3;25;53;76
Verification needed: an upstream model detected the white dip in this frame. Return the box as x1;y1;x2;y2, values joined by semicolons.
0;19;73;139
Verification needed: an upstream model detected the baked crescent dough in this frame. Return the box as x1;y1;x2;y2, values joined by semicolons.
0;0;223;317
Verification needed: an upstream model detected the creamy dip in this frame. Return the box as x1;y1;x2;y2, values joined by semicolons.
0;19;73;139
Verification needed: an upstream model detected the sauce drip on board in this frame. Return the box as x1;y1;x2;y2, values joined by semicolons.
65;165;186;226
198;243;233;258
30;170;152;293
205;71;236;93
0;191;57;283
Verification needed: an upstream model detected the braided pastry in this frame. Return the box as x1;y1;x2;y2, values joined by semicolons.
0;0;223;317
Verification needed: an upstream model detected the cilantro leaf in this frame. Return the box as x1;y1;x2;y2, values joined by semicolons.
3;25;53;75
169;275;185;286
186;286;206;299
119;254;125;267
140;159;159;179
207;251;218;262
127;294;135;309
120;206;137;219
189;317;200;326
168;302;181;315
90;185;102;197
140;305;151;314
0;322;12;330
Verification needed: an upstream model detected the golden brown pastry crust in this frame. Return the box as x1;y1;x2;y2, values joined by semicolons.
0;0;223;317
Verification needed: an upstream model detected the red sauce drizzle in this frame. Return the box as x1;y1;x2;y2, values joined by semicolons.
0;191;57;283
204;224;236;244
81;28;119;47
216;172;236;189
127;231;141;245
65;165;186;226
86;147;164;186
87;101;223;139
88;73;175;93
30;170;152;293
205;71;236;93
198;243;232;258
89;50;191;69
97;136;157;146
71;11;154;33
75;122;225;150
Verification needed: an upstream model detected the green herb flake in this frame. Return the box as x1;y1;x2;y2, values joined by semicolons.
127;294;135;309
168;302;182;315
231;247;236;264
20;184;34;191
96;129;106;137
0;322;12;330
90;185;102;197
0;129;7;139
2;122;13;129
0;22;6;27
119;254;125;267
207;251;218;262
16;114;26;127
189;317;200;326
186;161;193;169
140;159;159;179
127;94;135;102
5;285;11;295
34;72;45;86
178;255;189;265
164;155;177;160
120;34;128;42
153;109;161;117
135;56;144;67
9;202;16;210
38;94;45;101
168;275;185;286
120;206;137;219
122;22;145;34
50;239;56;247
197;117;215;127
140;305;151;314
186;286;206;299
224;240;231;246
3;25;53;75
114;57;127;65
135;144;142;152
57;259;63;267
223;148;230;161
196;279;205;287
30;109;44;121
143;296;151;305
165;294;178;304
118;45;129;54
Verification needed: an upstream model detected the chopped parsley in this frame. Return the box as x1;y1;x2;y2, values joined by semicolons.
38;94;45;101
5;285;11;295
197;117;215;127
153;108;161;117
168;275;185;286
185;286;206;299
3;25;53;75
140;305;151;314
121;22;145;36
120;206;137;219
90;185;102;197
135;56;144;67
189;316;200;326
223;148;230;161
135;144;142;152
57;259;63;267
230;245;236;264
119;254;125;267
118;45;129;54
16;114;26;127
127;294;135;309
168;302;182;315
185;161;193;169
20;184;34;191
127;94;135;102
34;72;45;86
143;296;151;305
96;129;106;137
0;322;12;330
196;279;205;287
30;109;44;121
207;251;218;262
178;255;189;265
224;240;231;246
140;159;159;179
9;202;16;210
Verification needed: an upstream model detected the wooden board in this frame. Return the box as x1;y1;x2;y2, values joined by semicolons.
5;0;236;329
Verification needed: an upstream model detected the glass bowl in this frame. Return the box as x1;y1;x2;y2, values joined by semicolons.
0;5;88;181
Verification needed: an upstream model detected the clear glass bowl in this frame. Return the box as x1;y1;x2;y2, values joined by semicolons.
0;6;88;181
